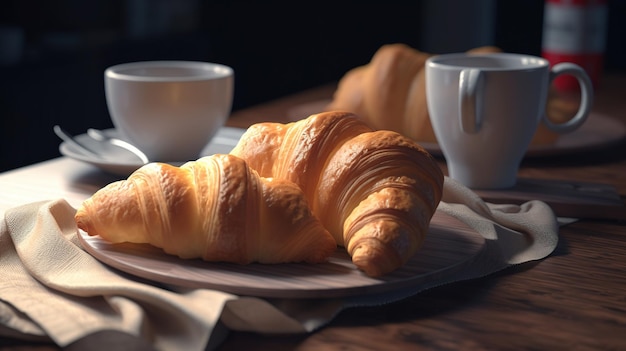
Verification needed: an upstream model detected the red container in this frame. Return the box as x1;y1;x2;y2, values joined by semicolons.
542;0;608;91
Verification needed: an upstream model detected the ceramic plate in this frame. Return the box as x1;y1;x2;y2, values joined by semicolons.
59;127;246;177
78;211;485;298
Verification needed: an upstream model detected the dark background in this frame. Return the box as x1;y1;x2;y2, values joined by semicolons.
1;0;624;172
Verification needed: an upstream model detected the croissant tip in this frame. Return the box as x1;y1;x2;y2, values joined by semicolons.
351;247;403;277
354;262;386;278
74;208;96;236
307;243;338;264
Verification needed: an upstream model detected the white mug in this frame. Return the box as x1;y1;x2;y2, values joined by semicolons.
105;61;234;162
426;53;593;189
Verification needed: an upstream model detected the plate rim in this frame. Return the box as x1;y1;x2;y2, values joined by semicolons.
78;211;486;299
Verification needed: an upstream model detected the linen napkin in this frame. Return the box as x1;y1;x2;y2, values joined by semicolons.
0;177;559;350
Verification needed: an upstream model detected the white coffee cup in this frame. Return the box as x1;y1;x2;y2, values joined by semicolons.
105;60;234;162
425;53;593;189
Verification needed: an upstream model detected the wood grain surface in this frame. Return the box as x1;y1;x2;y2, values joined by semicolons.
219;74;626;351
3;74;626;351
476;177;626;220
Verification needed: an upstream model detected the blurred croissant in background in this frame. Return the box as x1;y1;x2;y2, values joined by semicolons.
231;111;444;277
326;43;580;146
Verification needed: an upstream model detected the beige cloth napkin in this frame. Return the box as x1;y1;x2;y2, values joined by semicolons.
0;177;558;350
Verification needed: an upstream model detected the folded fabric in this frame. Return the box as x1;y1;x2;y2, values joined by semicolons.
0;177;559;350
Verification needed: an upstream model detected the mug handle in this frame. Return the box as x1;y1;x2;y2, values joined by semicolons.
458;68;484;134
543;63;594;133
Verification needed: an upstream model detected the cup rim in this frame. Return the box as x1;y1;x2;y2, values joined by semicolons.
426;52;549;71
105;60;234;82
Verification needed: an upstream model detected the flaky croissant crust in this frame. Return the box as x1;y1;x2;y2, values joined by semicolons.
231;111;444;276
75;154;337;265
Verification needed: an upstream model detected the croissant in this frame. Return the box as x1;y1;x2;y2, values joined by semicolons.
230;111;444;277
75;154;337;264
326;43;573;146
326;43;440;143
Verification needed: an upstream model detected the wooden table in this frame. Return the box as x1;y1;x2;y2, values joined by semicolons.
2;74;626;350
221;74;626;350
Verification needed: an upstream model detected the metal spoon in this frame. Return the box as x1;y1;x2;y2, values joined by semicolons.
53;125;102;159
86;128;150;164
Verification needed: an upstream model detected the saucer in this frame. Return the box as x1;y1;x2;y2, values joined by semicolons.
59;127;246;177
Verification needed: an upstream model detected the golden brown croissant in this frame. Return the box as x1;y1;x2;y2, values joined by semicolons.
75;154;337;264
327;43;573;146
230;111;444;277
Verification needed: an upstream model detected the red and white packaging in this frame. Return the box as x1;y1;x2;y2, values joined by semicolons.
542;0;608;91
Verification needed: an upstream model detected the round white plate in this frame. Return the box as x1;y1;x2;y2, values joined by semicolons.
59;127;246;177
78;211;485;299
